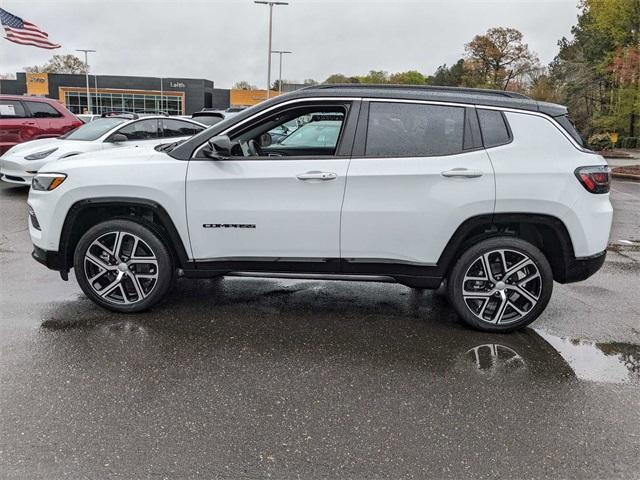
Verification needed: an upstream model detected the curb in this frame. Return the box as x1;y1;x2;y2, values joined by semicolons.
612;172;640;181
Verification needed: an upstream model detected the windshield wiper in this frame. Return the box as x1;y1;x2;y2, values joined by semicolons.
155;139;185;153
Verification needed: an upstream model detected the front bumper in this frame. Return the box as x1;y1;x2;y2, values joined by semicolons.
560;250;607;284
0;159;34;185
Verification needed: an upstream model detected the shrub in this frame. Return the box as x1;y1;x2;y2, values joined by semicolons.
588;133;613;151
622;137;638;149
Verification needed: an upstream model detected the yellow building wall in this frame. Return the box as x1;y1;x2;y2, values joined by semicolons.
230;89;280;107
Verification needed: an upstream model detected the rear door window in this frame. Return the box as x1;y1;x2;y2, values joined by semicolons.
365;102;465;157
25;101;62;118
477;109;511;148
0;100;27;118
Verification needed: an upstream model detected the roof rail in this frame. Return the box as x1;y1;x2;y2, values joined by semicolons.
305;83;530;99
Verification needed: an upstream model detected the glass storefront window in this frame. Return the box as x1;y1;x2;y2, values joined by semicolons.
63;91;183;115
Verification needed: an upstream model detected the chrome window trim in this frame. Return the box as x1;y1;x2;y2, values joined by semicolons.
191;95;586;157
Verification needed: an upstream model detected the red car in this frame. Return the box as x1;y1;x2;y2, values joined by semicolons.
0;95;82;156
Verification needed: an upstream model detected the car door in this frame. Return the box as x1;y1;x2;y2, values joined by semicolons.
340;100;495;268
111;118;162;147
0;99;38;154
185;100;358;269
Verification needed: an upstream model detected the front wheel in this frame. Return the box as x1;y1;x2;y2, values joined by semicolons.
447;237;553;332
73;219;175;313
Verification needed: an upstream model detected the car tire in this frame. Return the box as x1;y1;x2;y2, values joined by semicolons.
74;218;175;313
447;236;553;333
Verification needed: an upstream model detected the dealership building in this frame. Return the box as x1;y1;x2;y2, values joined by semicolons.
0;72;237;115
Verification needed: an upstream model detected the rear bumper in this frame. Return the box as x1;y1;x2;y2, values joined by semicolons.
32;245;64;271
560;250;606;284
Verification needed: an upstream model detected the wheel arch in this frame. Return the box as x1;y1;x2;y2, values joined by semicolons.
58;197;190;273
437;213;576;283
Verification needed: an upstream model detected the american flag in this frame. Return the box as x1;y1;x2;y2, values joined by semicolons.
1;8;60;49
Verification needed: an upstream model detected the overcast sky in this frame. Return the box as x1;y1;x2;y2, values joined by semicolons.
1;0;580;88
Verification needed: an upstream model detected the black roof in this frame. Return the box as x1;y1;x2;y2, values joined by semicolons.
288;84;567;117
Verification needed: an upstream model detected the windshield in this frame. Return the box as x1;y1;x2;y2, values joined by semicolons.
60;118;126;141
280;121;342;147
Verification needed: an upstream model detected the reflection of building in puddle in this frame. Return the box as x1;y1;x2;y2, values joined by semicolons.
536;330;640;385
465;344;527;376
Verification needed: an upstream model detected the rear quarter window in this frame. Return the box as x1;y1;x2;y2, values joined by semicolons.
477;109;511;148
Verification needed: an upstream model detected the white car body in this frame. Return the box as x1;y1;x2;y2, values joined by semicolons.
27;86;613;331
0;115;205;185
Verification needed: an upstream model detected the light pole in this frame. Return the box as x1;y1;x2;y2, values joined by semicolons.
271;50;292;94
76;49;96;113
254;1;288;99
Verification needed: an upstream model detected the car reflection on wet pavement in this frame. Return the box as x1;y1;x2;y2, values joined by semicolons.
1;182;640;479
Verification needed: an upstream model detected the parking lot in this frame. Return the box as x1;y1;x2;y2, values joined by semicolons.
0;180;639;479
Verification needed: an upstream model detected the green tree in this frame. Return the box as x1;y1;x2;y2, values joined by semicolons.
24;54;88;74
389;70;427;84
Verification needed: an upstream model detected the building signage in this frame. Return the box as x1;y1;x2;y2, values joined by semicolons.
169;81;185;88
26;73;49;96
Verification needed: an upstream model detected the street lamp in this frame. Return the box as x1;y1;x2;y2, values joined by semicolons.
76;49;96;114
254;1;288;99
271;50;292;94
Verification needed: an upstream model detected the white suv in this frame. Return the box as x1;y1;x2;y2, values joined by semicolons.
27;85;612;332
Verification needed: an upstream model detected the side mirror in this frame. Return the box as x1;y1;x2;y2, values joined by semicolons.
109;133;128;143
204;134;232;159
259;132;272;148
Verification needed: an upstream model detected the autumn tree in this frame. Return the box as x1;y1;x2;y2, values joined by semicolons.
24;54;88;74
464;27;539;89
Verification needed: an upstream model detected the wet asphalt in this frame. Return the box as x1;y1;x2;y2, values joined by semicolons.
0;181;639;479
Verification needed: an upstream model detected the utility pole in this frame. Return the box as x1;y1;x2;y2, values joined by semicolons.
254;1;288;99
271;50;292;94
76;49;96;113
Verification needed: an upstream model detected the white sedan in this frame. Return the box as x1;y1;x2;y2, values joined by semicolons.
0;114;206;185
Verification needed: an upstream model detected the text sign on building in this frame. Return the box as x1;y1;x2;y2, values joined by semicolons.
26;73;49;96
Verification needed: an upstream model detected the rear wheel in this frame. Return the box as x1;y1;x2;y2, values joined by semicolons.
73;219;174;312
447;237;553;332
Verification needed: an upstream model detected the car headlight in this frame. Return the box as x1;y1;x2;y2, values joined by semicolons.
25;148;58;161
31;173;67;191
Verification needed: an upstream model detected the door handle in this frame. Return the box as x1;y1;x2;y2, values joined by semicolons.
441;168;483;178
296;171;337;181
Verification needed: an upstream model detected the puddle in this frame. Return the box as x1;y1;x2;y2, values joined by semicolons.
535;330;640;385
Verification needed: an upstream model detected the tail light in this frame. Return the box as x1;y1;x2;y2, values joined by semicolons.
574;166;611;194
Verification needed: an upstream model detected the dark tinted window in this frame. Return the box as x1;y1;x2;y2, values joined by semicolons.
116;119;160;141
478;109;511;147
0;100;27;118
25;101;62;118
366;102;465;157
162;119;204;137
555;114;585;147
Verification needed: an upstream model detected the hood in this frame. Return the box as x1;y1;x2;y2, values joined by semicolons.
40;145;163;173
5;138;100;159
